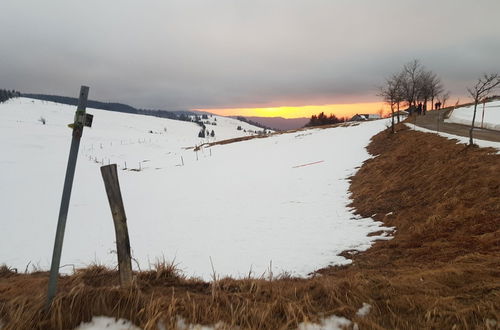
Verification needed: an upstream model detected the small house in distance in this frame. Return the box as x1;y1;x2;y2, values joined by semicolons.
351;113;381;121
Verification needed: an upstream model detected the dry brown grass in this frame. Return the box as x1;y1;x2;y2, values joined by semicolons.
1;124;499;329
0;268;376;329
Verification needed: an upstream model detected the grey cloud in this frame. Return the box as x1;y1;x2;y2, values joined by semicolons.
1;0;499;110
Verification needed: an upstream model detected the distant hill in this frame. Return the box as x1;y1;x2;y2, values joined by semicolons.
22;93;194;120
21;94;310;130
242;116;309;131
23;93;138;113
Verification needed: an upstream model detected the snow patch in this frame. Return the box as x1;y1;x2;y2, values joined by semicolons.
355;303;372;317
297;303;371;330
445;100;500;131
168;317;226;330
74;316;141;330
485;319;497;328
297;315;352;330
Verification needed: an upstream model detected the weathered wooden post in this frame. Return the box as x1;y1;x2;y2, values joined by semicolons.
47;86;93;309
100;164;133;286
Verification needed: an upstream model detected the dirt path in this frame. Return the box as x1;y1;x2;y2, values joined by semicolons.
410;108;500;142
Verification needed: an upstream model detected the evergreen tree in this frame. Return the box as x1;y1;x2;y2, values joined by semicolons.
305;112;342;127
0;88;20;103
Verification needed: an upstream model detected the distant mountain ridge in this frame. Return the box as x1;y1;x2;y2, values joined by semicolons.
22;93;194;120
21;93;309;130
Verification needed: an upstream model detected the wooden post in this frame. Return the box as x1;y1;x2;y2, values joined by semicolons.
100;164;133;286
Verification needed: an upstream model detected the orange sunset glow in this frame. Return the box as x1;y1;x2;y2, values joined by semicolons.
197;102;389;119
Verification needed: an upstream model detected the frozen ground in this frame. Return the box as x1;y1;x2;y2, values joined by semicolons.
445;100;500;131
74;316;141;330
0;98;392;280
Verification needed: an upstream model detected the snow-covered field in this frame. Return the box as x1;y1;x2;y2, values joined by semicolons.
445;100;500;131
0;98;392;280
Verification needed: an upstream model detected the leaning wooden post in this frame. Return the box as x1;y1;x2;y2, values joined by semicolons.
100;164;133;286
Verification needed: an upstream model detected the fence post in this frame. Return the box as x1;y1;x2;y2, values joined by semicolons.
100;164;133;286
46;86;90;310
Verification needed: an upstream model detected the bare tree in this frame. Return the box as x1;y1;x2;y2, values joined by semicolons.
417;70;433;112
416;70;443;113
381;59;444;120
467;73;500;145
428;73;444;110
400;59;424;107
379;74;404;133
377;108;385;118
392;73;405;123
439;91;451;109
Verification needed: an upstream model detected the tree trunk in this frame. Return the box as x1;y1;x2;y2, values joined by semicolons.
469;101;479;146
396;102;400;123
391;105;395;133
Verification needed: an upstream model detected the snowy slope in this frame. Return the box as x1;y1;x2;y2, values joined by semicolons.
445;100;500;131
0;98;391;280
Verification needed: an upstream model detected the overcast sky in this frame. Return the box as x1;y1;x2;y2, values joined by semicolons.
1;0;499;111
